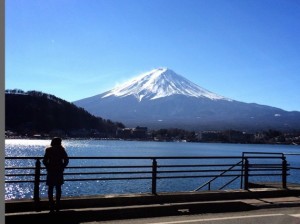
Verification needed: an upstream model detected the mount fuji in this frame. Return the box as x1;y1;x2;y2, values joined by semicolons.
102;68;229;102
74;68;300;131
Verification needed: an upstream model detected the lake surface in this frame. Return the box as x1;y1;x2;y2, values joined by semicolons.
5;139;300;200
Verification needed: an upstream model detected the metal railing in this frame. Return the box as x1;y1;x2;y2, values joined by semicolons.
194;160;243;191
242;152;289;189
284;153;300;171
5;153;291;209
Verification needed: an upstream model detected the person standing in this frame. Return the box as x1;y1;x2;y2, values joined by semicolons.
43;137;69;212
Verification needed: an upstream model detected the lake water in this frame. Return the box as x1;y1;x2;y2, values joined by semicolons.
5;139;300;200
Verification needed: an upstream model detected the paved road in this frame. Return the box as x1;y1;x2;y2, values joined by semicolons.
6;195;300;224
93;207;300;224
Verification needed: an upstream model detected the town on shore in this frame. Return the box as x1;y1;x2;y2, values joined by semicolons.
5;126;300;145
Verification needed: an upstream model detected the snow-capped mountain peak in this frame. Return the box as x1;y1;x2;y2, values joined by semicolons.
74;67;300;131
103;68;230;101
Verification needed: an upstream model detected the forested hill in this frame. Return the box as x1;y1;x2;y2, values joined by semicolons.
5;90;125;137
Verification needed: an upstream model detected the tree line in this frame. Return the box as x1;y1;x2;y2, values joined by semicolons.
5;90;125;137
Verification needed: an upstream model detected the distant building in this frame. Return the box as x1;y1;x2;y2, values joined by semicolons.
254;132;266;142
116;126;148;139
132;126;148;138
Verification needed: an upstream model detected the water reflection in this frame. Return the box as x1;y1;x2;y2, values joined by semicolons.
5;139;300;200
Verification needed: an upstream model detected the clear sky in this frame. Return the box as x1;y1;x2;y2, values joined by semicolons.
5;0;300;111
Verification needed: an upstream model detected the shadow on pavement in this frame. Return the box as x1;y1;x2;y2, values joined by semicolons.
5;201;255;224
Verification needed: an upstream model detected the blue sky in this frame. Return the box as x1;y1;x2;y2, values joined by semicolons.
6;0;300;111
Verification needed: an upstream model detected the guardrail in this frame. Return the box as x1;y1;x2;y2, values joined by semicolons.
285;153;300;172
5;153;290;210
242;152;289;189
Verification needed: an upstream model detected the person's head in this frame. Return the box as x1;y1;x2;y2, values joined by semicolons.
51;137;62;146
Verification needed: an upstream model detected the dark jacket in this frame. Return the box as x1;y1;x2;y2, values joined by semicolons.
43;145;69;186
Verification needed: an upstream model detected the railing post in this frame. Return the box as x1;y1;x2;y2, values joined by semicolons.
282;156;287;189
152;159;157;195
240;159;244;189
34;159;41;211
244;158;249;190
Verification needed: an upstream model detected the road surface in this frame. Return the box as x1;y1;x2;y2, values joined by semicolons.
93;206;300;224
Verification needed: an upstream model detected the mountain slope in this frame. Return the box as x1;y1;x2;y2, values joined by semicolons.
5;90;125;136
74;68;300;132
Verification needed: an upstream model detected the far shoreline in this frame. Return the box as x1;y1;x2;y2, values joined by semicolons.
4;136;299;146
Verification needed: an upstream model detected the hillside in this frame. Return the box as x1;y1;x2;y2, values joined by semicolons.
5;90;125;137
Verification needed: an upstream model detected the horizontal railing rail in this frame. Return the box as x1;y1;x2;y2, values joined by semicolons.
5;153;293;211
284;153;300;171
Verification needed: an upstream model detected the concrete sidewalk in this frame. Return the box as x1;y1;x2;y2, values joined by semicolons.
5;186;300;224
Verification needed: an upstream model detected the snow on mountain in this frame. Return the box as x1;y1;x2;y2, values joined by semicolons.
74;67;300;131
103;68;231;102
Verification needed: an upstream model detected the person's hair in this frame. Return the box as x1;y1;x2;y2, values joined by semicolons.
51;137;62;146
